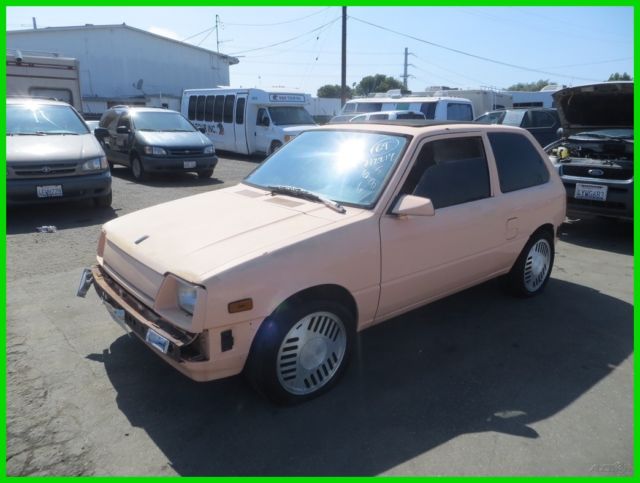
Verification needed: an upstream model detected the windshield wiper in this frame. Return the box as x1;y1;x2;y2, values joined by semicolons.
267;185;346;214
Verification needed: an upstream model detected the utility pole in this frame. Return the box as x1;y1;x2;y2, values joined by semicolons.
402;47;409;90
32;17;37;29
215;14;220;53
341;7;347;107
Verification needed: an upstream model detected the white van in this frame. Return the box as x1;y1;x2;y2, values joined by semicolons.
181;88;316;156
341;95;475;121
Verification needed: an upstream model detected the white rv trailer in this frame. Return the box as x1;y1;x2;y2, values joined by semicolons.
181;88;316;155
7;49;82;112
340;93;475;121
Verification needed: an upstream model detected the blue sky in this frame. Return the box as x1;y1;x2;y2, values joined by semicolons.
6;6;634;94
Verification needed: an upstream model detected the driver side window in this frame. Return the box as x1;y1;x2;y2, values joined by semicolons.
401;137;491;209
257;108;269;126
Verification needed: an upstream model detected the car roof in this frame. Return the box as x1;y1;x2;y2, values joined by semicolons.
7;97;71;107
314;120;527;135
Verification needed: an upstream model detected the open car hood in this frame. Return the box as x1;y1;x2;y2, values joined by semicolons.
553;82;633;137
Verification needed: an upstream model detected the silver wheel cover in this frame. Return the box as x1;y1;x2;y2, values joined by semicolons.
277;311;347;395
524;238;551;292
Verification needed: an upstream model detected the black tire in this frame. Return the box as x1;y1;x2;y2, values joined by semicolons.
131;155;147;182
197;168;214;179
506;229;554;297
245;299;355;405
93;191;112;208
268;141;282;156
108;160;115;170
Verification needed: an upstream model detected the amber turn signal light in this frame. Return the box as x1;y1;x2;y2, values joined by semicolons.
228;298;253;314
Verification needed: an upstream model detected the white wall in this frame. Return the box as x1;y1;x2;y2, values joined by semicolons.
8;26;232;113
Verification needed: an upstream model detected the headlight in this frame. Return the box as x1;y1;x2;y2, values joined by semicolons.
144;146;167;155
284;135;295;143
204;145;215;155
80;156;108;171
177;280;198;315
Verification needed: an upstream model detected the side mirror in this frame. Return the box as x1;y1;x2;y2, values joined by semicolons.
116;125;130;134
392;194;435;217
94;127;109;139
198;126;206;134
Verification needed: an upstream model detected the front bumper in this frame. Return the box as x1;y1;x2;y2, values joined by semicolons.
140;155;218;174
560;174;633;220
7;170;112;205
78;264;247;382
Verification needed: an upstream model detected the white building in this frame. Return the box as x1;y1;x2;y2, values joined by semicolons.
7;24;239;116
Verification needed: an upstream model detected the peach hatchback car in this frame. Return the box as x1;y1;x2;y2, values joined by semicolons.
78;121;566;404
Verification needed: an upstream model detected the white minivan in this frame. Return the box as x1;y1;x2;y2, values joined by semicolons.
181;88;316;156
341;96;475;121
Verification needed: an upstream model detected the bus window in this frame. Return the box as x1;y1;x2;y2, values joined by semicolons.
188;96;197;120
214;95;224;122
236;98;245;124
224;95;235;123
205;96;214;122
196;95;206;121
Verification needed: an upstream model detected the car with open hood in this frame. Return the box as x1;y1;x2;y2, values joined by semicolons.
78;121;566;404
545;82;633;220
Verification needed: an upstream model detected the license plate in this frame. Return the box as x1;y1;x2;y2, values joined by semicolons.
575;183;608;201
36;185;63;198
102;298;131;335
183;161;196;169
145;328;170;354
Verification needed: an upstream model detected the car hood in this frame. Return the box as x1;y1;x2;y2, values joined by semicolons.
102;184;362;281
553;82;633;136
6;133;104;163
136;130;212;148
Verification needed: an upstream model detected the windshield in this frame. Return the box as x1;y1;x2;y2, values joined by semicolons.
244;130;409;208
6;103;89;135
132;111;196;132
268;107;315;126
501;110;526;127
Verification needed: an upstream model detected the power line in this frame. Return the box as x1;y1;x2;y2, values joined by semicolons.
182;26;215;42
349;15;602;82
222;7;332;27
229;17;341;55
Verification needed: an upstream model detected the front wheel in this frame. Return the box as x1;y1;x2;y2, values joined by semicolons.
268;141;282;156
93;191;112;208
246;299;354;405
506;230;554;297
197;168;214;179
131;155;147;182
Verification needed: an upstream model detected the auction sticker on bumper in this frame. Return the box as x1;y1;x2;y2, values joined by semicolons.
146;328;170;353
183;161;196;169
37;185;63;198
575;183;608;201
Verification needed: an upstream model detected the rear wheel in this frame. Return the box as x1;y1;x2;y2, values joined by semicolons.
197;168;214;179
506;230;554;297
246;299;354;405
131;155;147;182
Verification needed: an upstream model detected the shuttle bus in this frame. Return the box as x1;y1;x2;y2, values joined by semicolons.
181;88;316;156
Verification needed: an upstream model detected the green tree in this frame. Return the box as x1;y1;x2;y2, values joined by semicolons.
505;79;555;91
354;74;407;96
608;72;632;81
317;84;352;98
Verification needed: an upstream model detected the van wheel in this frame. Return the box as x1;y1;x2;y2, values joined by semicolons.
197;168;214;179
246;299;354;405
131;155;147;182
268;141;282;156
93;191;112;209
506;230;554;297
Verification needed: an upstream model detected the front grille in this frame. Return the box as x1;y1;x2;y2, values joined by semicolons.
166;148;205;157
12;163;77;177
561;165;633;181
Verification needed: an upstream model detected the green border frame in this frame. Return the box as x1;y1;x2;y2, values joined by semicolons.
1;1;636;480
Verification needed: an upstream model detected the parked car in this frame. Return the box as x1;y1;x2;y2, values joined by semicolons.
78;121;566;404
327;114;358;124
95;106;218;182
349;110;427;122
544;82;633;220
6;97;112;207
474;108;561;147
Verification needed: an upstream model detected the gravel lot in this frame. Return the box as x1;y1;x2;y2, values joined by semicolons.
6;154;633;476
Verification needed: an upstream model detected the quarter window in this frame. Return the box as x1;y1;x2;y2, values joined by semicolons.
402;137;490;209
488;132;550;193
